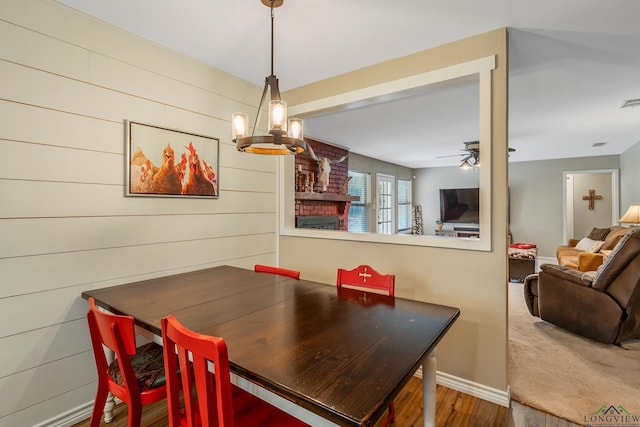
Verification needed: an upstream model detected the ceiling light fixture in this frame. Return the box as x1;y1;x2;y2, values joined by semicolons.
459;151;479;169
457;141;513;168
231;0;305;155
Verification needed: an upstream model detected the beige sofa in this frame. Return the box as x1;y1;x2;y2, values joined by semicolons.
556;226;631;272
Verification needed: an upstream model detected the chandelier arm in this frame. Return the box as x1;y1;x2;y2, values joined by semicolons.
252;79;270;137
267;75;281;100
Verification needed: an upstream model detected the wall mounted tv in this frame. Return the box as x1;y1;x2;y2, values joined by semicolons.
439;188;480;224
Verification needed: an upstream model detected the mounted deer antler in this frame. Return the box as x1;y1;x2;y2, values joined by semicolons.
307;143;347;192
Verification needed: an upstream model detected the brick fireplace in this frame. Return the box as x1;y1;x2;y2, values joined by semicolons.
296;215;340;230
294;138;358;231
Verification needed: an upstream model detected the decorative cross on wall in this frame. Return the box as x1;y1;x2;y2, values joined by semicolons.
582;189;603;210
358;268;372;283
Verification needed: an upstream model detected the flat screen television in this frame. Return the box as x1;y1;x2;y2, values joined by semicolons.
439;188;480;224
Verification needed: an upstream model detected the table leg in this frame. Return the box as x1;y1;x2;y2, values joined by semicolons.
422;349;437;427
102;347;116;423
97;306;117;423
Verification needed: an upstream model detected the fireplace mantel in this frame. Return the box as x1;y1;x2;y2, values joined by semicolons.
295;192;359;202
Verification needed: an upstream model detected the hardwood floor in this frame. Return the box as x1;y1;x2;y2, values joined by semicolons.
74;376;578;427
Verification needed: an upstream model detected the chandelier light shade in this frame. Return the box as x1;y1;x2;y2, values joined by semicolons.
232;113;249;140
268;100;287;135
288;118;303;140
619;204;640;225
232;0;305;155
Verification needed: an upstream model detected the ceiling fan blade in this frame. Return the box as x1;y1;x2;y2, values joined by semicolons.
436;153;466;158
437;140;483;159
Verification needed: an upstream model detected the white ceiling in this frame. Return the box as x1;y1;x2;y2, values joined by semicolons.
56;0;640;168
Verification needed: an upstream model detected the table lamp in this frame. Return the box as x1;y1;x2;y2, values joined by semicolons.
618;204;640;226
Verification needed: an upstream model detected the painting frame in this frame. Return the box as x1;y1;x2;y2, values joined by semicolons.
125;120;219;199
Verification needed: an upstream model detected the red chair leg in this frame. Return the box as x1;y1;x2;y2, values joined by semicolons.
127;401;143;427
89;383;109;427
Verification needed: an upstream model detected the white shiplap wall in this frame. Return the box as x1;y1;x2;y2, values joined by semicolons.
0;1;280;425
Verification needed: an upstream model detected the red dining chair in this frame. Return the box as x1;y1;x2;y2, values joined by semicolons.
161;315;310;427
254;264;301;279
86;297;167;427
336;264;396;425
336;264;395;297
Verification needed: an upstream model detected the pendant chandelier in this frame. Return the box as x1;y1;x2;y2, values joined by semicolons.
232;0;306;155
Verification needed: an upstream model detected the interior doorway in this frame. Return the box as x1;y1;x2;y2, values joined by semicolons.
563;169;619;242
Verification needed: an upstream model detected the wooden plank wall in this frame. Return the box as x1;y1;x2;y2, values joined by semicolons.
0;1;280;425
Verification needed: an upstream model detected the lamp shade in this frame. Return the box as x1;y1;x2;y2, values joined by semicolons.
619;204;640;224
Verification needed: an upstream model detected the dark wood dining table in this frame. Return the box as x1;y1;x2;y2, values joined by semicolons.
82;265;459;427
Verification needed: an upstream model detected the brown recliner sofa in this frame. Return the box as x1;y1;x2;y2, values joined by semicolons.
556;226;630;272
524;228;640;344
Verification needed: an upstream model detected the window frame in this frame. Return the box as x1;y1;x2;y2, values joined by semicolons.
279;55;494;251
397;178;412;233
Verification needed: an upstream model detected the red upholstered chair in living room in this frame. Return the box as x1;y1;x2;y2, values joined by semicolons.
336;264;396;426
86;297;167;427
254;264;301;279
161;315;310;427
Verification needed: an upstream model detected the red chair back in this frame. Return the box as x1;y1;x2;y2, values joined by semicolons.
162;315;234;427
254;264;300;279
161;315;310;427
87;297;166;426
335;265;396;426
336;264;395;296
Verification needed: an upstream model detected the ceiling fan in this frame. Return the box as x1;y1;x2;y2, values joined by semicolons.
438;140;515;168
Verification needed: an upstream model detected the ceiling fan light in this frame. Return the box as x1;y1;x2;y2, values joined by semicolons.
460;158;472;169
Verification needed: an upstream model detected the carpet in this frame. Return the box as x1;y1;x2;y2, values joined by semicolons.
508;281;640;425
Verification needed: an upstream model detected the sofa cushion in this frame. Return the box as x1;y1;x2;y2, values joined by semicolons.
587;227;610;241
559;255;579;269
602;226;630;250
575;237;605;253
592;228;640;292
557;246;580;259
605;234;626;251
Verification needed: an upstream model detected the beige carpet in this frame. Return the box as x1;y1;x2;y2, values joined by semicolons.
508;281;640;425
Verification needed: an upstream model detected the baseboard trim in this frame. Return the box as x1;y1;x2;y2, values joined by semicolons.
414;368;510;408
34;401;93;427
537;256;556;266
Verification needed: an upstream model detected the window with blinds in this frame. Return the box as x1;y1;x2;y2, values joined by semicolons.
347;171;370;232
397;179;412;232
376;174;394;234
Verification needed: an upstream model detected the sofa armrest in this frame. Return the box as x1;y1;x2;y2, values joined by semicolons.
523;274;540;317
539;264;593;286
577;252;605;272
537;267;624;344
568;238;580;247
